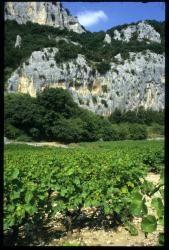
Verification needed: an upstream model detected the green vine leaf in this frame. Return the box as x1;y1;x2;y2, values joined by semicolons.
130;200;143;217
141;215;157;233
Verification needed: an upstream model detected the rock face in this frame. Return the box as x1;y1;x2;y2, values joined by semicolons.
113;21;161;43
8;49;165;116
5;3;165;115
104;34;111;44
14;34;22;48
5;2;85;33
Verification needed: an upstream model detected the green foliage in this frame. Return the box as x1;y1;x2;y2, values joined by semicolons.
4;90;117;143
37;87;78;116
109;107;164;125
109;109;124;123
102;85;108;93
51;117;85;143
29;128;41;140
15;134;32;142
4;93;42;130
96;61;111;75
158;233;164;245
4;67;13;90
4;123;23;140
141;215;157;233
54;42;79;63
128;167;164;242
4;140;164;244
128;124;147;140
101;99;108;108
5;91;164;143
125;221;138;236
131;31;138;41
92;96;97;104
111;124;129;140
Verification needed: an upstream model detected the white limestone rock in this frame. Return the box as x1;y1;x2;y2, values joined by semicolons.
113;21;161;43
14;34;22;48
104;34;111;44
7;49;165;115
5;2;85;34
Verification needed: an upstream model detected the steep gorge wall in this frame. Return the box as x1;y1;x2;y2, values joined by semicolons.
8;49;165;115
5;2;85;33
5;2;165;115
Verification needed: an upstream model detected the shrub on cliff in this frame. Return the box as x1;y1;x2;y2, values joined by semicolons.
96;61;111;75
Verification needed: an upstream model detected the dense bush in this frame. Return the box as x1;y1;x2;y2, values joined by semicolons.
111;123;147;140
4;93;44;134
128;124;148;140
96;62;111;75
4;88;151;143
4;89;114;143
51;118;85;143
147;123;164;138
109;107;164;125
37;87;78;117
111;124;129;140
4;123;23;140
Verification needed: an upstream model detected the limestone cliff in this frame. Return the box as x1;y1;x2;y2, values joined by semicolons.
8;49;165;115
112;21;161;43
5;2;85;33
5;4;165;115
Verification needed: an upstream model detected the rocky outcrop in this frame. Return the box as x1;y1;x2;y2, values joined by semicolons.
113;21;161;43
104;34;111;44
14;34;22;48
8;49;165;115
5;2;85;33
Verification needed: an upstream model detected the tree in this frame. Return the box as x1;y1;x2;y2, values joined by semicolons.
4;93;45;139
109;109;124;123
128;124;147;140
123;110;138;123
51;118;85;143
37;87;78;118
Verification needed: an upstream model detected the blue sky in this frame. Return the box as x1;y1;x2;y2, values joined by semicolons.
62;2;165;32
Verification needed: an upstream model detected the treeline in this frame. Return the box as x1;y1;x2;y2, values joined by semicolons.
109;107;164;125
5;19;165;84
5;88;161;143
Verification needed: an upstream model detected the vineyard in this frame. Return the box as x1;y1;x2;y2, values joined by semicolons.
4;140;164;246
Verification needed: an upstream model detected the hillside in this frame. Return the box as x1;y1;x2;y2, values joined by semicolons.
4;2;165;115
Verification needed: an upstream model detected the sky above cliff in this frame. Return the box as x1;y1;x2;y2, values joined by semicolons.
62;2;165;32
